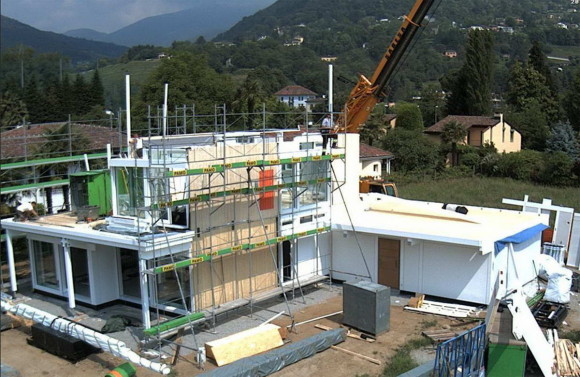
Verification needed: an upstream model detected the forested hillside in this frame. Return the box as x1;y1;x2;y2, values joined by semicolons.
0;16;127;63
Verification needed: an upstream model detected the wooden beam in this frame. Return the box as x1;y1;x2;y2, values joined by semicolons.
331;346;381;365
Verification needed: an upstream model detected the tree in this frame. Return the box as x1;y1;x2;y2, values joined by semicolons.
360;104;389;146
393;102;423;131
139;52;235;118
382;128;440;173
564;67;580;132
0;91;28;130
441;121;467;166
506;99;550;151
89;70;105;109
528;41;557;95
546;122;579;160
446;30;494;116
506;61;559;124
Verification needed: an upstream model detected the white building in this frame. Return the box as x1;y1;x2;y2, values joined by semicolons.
274;85;318;111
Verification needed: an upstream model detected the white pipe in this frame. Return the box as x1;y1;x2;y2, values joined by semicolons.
328;64;333;127
259;311;285;326
83;154;90;171
106;144;111;167
5;230;17;293
61;239;75;309
163;82;168;137
126;74;132;153
1;300;171;375
140;258;151;329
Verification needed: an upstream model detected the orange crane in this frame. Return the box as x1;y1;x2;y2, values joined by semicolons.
333;0;437;134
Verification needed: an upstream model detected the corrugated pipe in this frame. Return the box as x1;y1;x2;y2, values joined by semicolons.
1;300;171;375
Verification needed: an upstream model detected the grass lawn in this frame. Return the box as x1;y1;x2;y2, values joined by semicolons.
397;176;579;211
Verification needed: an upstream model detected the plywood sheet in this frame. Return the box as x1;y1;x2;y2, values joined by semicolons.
205;323;283;366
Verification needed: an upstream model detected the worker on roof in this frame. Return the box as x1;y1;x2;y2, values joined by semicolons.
15;201;39;222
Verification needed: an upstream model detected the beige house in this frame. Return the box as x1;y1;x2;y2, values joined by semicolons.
359;143;394;178
424;114;521;153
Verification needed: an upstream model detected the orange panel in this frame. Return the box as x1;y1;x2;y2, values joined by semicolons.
259;169;274;210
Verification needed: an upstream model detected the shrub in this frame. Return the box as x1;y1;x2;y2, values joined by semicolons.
496;150;544;181
539;151;574;185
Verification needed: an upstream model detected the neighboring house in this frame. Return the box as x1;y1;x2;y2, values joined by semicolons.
274;85;318;111
0;123;126;214
1;122;125;161
444;50;458;58
424;114;521;153
384;113;397;131
359;143;394;178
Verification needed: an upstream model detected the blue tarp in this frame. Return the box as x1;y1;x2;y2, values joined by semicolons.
494;223;548;255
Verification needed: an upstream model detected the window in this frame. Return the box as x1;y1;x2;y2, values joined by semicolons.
115;167;145;218
373;164;379;172
236;136;254;144
510;130;514;142
299;142;314;150
70;247;90;298
149;253;192;311
32;241;59;290
299;161;328;206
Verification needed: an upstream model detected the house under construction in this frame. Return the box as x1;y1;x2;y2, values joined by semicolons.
2;117;356;335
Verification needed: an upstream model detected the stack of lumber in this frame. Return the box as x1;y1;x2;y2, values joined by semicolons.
555;339;580;377
205;324;284;366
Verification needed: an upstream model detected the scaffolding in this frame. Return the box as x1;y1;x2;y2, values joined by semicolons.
113;105;347;361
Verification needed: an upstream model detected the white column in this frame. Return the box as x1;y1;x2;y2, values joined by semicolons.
61;238;76;309
125;74;131;153
5;230;17;294
328;64;333;127
139;258;151;329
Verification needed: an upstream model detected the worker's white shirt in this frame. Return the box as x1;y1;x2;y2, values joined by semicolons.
322;118;331;127
17;203;33;212
135;138;143;149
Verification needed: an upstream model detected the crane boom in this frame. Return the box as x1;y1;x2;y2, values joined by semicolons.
333;0;436;133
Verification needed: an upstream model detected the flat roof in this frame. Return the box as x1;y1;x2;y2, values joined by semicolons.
1;213;195;254
332;194;547;254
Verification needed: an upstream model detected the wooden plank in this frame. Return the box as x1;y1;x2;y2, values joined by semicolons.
171;328;184;366
315;324;334;331
404;300;482;318
205;324;283;366
331;346;381;365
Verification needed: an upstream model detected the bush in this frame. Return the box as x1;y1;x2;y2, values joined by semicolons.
539;151;574;185
496;150;544;181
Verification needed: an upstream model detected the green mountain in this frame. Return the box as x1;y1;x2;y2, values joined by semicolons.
63;0;276;47
0;15;127;63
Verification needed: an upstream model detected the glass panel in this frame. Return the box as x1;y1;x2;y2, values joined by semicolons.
70;247;90;298
120;248;141;298
280;164;294;210
299;161;328;206
115;167;145;218
33;241;59;290
150;254;191;310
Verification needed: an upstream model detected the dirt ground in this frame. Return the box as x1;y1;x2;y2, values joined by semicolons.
1;294;482;377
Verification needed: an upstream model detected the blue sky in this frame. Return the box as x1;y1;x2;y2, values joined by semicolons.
1;0;195;33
